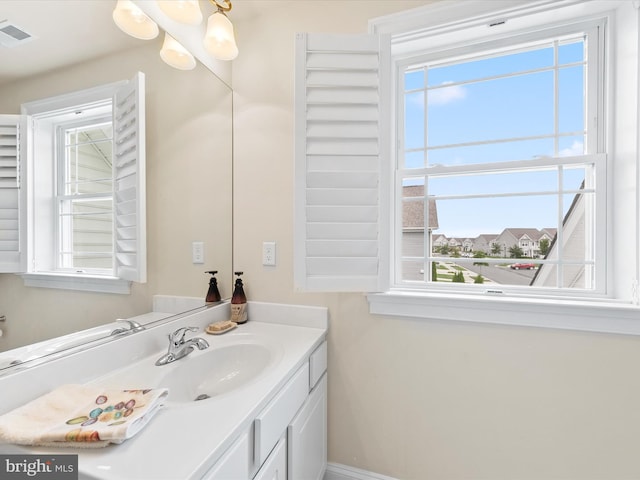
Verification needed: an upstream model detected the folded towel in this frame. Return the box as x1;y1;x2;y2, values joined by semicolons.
0;384;168;448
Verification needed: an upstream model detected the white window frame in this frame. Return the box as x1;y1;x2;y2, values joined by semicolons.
393;18;605;297
55;112;114;275
295;0;640;335
12;74;146;294
366;0;640;335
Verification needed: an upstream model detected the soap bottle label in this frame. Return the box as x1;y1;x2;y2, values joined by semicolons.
230;303;248;324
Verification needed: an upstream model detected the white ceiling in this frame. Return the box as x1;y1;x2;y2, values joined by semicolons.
0;1;148;86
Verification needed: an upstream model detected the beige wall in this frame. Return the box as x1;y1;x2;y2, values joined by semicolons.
232;1;640;478
0;41;233;351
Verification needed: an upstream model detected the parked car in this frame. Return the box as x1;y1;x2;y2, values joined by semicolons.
510;262;536;270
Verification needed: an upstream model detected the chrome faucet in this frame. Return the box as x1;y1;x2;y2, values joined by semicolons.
155;326;209;366
110;318;145;336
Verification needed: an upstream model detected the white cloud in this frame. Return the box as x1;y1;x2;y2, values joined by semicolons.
428;82;467;106
559;140;584;157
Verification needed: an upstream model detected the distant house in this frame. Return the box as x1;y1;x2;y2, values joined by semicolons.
473;234;499;254
402;185;439;280
432;234;448;248
493;228;554;258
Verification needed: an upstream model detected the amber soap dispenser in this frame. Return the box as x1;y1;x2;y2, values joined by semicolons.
230;271;248;324
205;270;222;304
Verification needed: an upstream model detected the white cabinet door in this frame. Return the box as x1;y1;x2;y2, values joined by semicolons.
202;430;251;480
254;435;287;480
288;373;327;480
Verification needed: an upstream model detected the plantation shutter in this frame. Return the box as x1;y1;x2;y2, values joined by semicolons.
113;72;146;283
294;33;390;292
0;115;27;272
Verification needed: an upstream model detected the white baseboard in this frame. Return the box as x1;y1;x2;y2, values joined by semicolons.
324;463;399;480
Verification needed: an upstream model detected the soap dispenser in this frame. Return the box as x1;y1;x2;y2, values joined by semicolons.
230;271;248;324
205;270;222;304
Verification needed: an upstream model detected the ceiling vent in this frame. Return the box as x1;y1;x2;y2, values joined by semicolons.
0;20;36;48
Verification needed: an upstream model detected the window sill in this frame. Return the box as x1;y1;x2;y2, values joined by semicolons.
367;291;640;336
20;273;131;294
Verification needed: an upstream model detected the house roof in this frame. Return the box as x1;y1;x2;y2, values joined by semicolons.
402;185;439;230
502;228;548;241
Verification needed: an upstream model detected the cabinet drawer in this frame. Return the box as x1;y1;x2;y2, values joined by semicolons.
309;341;327;389
254;435;286;480
254;362;309;466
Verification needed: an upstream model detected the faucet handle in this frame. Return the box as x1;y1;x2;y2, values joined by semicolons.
169;326;198;344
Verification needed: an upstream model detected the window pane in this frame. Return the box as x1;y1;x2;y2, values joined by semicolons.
562;165;587;191
427;137;555;168
405;91;424;149
427;71;554;147
558;40;584;64
59;198;113;270
65;140;113;194
405;70;424;90
428;169;558;197
64;120;113;196
559;135;585;156
404;150;425;169
559;65;584;134
430;195;558;241
427;47;554;86
397;27;597;294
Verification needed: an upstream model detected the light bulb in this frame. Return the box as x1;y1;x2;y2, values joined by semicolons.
203;11;239;61
156;0;203;25
112;0;159;40
160;33;196;70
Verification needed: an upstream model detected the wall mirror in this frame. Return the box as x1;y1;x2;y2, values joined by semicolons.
0;0;233;372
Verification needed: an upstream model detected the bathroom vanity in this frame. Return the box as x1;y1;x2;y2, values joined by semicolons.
0;301;328;480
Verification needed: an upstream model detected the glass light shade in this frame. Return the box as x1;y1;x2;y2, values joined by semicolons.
156;0;203;25
203;12;239;61
112;0;159;40
160;33;196;70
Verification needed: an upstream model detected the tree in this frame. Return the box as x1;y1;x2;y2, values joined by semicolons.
452;271;465;283
473;251;489;267
539;238;550;257
509;245;524;258
473;275;485;284
491;243;502;256
438;244;450;255
431;261;438;282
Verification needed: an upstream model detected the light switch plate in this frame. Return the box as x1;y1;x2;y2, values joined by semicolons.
192;241;204;264
262;241;276;266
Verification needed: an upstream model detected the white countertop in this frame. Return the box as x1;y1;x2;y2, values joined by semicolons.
0;302;328;480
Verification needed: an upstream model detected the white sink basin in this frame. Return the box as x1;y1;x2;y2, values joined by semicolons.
159;343;272;403
90;333;283;406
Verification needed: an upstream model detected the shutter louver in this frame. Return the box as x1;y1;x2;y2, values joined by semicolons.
294;34;390;292
0;115;27;272
113;73;146;283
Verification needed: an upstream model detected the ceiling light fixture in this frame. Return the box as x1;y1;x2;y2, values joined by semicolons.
156;0;203;25
160;33;196;70
203;0;239;61
112;0;159;40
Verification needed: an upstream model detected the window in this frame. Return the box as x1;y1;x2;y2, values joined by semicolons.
295;1;640;334
57;107;114;274
397;21;604;296
0;73;146;293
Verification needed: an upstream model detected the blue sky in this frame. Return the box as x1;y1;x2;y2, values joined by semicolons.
403;40;587;237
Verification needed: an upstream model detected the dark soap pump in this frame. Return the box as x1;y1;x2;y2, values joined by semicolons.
230;271;248;324
205;270;222;304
